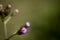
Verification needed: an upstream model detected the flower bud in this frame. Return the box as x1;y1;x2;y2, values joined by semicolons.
14;9;19;13
26;22;30;27
7;4;12;8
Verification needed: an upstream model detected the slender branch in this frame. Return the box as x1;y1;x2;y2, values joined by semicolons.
5;33;17;40
4;16;12;39
4;16;11;24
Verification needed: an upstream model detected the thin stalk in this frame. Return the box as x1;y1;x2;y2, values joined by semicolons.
3;21;7;39
3;16;11;39
5;33;17;40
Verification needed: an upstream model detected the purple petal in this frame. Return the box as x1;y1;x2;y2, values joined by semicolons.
21;27;28;34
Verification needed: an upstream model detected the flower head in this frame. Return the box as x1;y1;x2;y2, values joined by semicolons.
17;22;30;35
17;27;29;35
21;27;28;34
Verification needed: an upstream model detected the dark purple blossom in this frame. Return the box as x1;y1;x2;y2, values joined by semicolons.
17;27;29;35
21;27;28;34
17;22;30;35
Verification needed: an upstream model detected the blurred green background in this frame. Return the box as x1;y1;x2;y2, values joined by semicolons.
0;0;59;40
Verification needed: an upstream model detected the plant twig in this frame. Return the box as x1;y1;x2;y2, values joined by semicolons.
4;16;11;39
5;33;17;40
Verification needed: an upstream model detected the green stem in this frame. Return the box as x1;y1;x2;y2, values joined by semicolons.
5;33;17;40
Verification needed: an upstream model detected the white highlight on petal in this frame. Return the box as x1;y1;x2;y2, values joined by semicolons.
26;22;30;27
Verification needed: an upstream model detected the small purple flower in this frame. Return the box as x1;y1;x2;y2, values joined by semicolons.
21;27;28;34
17;27;29;35
17;22;30;35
